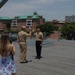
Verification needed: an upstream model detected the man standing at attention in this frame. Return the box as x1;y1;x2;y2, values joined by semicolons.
34;27;43;59
18;26;31;63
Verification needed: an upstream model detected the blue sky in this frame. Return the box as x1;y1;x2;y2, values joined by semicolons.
0;0;75;21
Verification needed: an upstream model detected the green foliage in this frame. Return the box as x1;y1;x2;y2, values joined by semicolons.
5;29;19;33
10;30;20;33
54;26;59;31
6;23;11;29
60;22;75;40
37;22;55;38
37;22;55;33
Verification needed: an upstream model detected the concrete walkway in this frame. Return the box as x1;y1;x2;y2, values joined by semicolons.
13;39;75;75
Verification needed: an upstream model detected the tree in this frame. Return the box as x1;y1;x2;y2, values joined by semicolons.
60;22;75;40
5;23;11;33
37;22;55;37
37;22;55;32
6;23;11;30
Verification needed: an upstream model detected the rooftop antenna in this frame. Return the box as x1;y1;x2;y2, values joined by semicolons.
0;0;8;8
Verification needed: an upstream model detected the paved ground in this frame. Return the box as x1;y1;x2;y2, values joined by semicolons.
12;39;75;75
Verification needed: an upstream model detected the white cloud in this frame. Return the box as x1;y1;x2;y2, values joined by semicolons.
0;0;74;21
58;0;70;1
0;2;39;17
26;0;70;4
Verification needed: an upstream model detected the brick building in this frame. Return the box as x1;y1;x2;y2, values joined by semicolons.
0;12;45;31
0;16;12;31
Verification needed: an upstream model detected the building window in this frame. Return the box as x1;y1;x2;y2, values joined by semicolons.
12;20;17;27
26;20;32;27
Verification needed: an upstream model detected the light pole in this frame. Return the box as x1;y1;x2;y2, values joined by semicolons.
58;27;61;41
0;0;8;8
